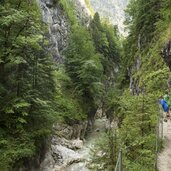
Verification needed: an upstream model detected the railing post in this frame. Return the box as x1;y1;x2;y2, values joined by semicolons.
155;126;158;171
114;151;120;171
119;149;122;171
115;149;122;171
160;108;163;139
155;105;161;170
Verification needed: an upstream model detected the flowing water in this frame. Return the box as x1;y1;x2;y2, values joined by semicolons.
64;118;107;171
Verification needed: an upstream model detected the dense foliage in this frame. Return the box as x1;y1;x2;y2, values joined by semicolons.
90;0;171;170
0;0;57;170
119;0;171;170
1;0;170;170
0;0;121;170
59;0;121;122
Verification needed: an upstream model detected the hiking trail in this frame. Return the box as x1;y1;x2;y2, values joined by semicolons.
158;119;171;171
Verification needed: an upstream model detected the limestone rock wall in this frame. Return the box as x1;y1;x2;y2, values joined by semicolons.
39;0;69;63
161;40;171;70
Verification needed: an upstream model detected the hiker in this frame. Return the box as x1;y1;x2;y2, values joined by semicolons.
159;96;170;121
164;91;170;110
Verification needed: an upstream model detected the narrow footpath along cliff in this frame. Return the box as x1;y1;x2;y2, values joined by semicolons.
158;120;171;171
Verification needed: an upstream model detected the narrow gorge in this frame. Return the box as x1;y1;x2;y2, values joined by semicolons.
0;0;171;171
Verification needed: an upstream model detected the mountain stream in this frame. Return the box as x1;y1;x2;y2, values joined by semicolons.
64;118;107;171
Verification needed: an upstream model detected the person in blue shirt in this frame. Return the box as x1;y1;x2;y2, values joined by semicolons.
160;96;170;121
164;91;170;110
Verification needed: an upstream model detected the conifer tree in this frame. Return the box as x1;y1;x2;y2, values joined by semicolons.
0;1;56;169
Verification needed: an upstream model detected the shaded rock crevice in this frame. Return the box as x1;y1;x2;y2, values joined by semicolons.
128;58;142;95
161;40;171;70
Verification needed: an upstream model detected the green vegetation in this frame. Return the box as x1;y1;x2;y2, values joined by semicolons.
90;130;119;170
0;0;56;170
85;0;95;16
121;2;171;169
0;0;121;170
0;0;171;170
89;0;171;170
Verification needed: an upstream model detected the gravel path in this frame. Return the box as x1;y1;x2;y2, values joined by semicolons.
158;119;171;171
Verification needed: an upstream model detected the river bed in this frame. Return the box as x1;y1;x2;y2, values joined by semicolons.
64;118;107;171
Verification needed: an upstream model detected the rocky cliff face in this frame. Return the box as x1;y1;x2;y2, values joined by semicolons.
16;1;92;171
37;1;92;171
89;0;129;35
161;40;171;70
161;40;171;89
38;0;91;63
129;58;142;95
39;0;69;63
40;122;87;171
74;0;91;25
128;39;171;95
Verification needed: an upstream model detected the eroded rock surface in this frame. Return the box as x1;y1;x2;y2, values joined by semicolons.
161;40;171;70
40;122;87;171
39;0;69;63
